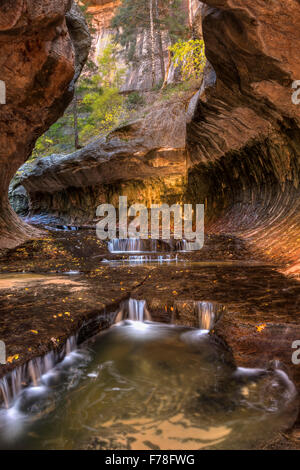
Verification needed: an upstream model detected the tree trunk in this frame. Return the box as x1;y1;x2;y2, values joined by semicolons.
162;49;171;89
188;0;193;30
149;0;156;87
154;0;165;84
73;86;80;150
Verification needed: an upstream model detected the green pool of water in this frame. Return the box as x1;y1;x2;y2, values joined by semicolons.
0;321;297;450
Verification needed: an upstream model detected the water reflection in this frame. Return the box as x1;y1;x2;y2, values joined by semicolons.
102;254;179;266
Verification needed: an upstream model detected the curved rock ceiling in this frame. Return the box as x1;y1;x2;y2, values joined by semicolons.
187;0;300;274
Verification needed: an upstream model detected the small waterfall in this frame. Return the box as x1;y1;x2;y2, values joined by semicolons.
0;335;77;409
0;377;10;409
195;302;220;330
108;238;158;253
114;299;152;323
108;238;203;254
173;301;224;331
175;240;203;252
58;225;78;232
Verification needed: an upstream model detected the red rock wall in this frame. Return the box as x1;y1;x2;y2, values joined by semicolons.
188;0;300;274
0;1;90;249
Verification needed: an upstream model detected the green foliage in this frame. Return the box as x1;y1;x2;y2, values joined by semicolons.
32;42;128;158
126;91;145;109
111;0;149;53
78;41;127;140
31;117;74;160
169;39;206;80
158;0;188;43
152;78;164;91
160;78;201;101
111;0;188;63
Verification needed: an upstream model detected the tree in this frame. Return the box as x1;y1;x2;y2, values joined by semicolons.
149;0;156;86
169;39;206;80
79;41;127;141
73;87;80;149
73;2;97;150
111;0;188;87
32;41;128;158
154;0;167;81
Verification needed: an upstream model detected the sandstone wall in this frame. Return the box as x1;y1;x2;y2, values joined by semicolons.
187;0;300;274
19;100;188;223
0;0;90;248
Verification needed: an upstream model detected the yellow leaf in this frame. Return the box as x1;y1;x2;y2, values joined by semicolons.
256;323;267;333
7;354;19;363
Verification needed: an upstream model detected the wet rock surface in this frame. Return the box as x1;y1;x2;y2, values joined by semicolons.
0;229;299;447
0;227;300;448
0;229;298;381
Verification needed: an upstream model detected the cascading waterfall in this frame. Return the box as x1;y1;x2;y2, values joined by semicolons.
106;238;179;264
108;238;158;253
0;377;10;409
0;300;224;410
114;299;152;323
0;335;78;409
108;238;202;254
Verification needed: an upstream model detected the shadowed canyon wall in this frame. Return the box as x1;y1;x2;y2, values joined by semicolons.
0;0;90;249
187;0;300;274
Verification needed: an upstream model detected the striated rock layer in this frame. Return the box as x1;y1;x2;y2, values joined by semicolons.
187;0;300;274
19;100;188;223
0;0;90;249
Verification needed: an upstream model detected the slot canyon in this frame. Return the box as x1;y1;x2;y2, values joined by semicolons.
0;0;300;451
